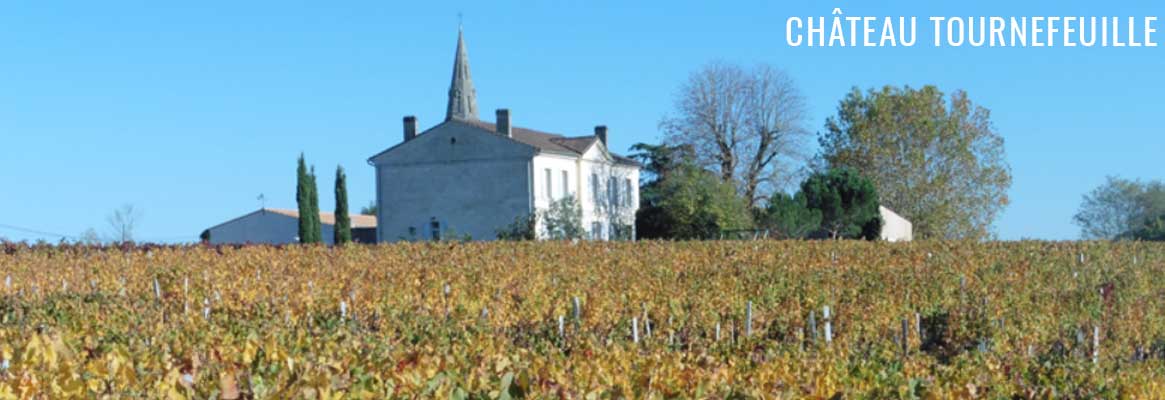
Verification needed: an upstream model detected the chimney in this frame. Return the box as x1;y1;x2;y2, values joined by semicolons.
403;116;417;142
496;109;512;137
594;125;608;146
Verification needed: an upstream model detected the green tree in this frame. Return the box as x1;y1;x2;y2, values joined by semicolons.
819;85;1011;240
800;168;881;240
542;196;586;240
630;142;697;182
333;166;352;245
1124;213;1165;241
296;154;322;244
632;143;752;239
309;167;321;242
360;201;378;216
496;213;537;241
296;154;313;243
755;192;821;239
1074;176;1165;240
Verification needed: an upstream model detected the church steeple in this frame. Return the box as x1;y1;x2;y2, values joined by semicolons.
446;26;478;121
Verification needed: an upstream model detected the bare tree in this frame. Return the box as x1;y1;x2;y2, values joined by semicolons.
79;228;103;245
660;61;810;208
106;204;141;243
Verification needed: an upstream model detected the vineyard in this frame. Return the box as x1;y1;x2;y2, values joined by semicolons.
0;241;1163;398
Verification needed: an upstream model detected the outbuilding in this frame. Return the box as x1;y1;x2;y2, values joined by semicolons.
202;208;376;245
879;206;913;242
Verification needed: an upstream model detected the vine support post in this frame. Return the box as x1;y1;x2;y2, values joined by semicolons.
745;301;753;338
914;312;922;342
632;317;639;344
1093;325;1100;365
823;305;833;345
572;296;581;324
808;311;817;344
901;318;909;356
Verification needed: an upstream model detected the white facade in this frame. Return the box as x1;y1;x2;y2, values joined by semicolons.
369;118;640;242
879;206;913;242
532;144;640;241
204;209;376;245
367;28;639;242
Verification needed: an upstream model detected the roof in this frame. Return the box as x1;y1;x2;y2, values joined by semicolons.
265;208;377;228
207;208;376;232
456;119;641;166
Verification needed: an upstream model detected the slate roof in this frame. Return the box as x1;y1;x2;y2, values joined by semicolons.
456;119;640;166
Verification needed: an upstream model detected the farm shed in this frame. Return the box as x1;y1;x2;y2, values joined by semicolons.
202;208;376;245
879;206;913;242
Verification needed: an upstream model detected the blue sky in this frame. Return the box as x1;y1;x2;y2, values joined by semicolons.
1;1;1161;242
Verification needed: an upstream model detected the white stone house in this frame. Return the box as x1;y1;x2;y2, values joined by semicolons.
202;208;377;245
367;28;640;242
878;206;913;242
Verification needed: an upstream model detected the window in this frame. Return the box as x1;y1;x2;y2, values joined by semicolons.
591;173;600;204
607;177;618;207
561;170;570;199
429;218;441;241
544;168;552;200
624;178;633;207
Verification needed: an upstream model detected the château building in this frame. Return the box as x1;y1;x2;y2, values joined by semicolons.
367;28;641;241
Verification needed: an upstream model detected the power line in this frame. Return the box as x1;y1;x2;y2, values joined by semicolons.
0;223;195;243
0;223;78;240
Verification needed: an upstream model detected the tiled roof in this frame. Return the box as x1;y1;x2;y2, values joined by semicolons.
265;209;377;228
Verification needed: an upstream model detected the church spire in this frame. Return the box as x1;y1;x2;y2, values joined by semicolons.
446;26;478;121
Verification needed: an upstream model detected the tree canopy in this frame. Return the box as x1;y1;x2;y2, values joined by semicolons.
333;165;352;245
632;143;752;240
542;196;587;240
800;168;882;240
819;85;1011;240
659;62;811;207
360;201;377;216
1074;176;1165;240
296;154;322;244
1124;214;1165;241
754;191;821;240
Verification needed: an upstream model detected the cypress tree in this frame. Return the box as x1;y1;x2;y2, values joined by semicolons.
334;165;352;245
307;166;322;243
296;154;314;243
